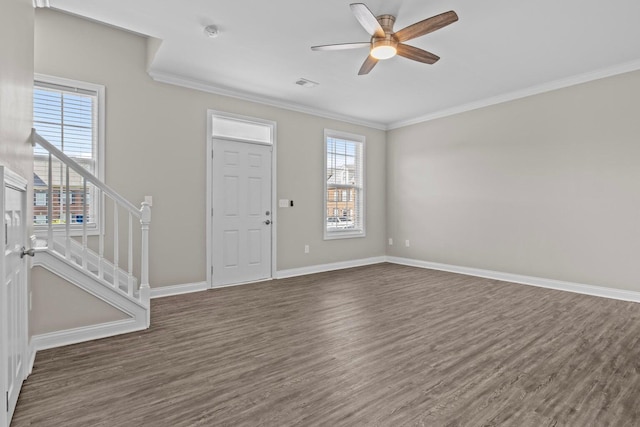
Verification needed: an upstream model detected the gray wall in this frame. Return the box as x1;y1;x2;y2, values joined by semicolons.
34;10;387;288
387;70;640;292
31;267;128;334
0;0;34;333
0;0;33;180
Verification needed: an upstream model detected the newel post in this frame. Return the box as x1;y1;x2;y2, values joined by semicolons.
140;200;152;327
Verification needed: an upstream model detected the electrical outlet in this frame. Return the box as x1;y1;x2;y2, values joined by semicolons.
304;245;309;254
405;239;410;247
388;238;393;245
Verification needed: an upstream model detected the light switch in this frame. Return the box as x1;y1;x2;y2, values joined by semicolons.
279;199;289;208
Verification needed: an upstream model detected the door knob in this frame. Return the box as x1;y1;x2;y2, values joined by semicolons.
264;220;271;225
20;247;35;258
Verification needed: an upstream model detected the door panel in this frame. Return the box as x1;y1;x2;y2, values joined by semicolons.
212;140;272;286
1;170;28;427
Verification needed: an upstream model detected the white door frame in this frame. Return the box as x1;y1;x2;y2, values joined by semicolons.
206;110;277;288
0;166;29;427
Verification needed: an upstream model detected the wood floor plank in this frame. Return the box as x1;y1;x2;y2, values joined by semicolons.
12;263;640;426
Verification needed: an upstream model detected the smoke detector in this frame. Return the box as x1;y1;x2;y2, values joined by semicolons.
204;25;219;38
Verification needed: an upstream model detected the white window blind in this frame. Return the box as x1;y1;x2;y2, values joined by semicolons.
33;78;102;230
34;81;96;159
324;129;365;239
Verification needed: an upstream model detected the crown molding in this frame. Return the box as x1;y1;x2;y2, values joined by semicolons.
387;58;640;130
149;58;640;133
147;70;388;131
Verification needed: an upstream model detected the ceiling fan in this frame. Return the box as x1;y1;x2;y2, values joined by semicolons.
311;3;458;75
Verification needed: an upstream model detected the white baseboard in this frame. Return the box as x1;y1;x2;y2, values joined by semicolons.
150;281;208;299
276;256;387;279
211;278;273;289
27;341;36;377
150;258;387;298
386;256;640;304
31;317;146;352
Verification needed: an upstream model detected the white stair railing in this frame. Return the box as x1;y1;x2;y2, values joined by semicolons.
32;130;151;325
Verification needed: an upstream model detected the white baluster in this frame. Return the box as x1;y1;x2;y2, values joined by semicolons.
99;190;104;281
47;152;53;249
139;200;151;327
82;179;88;270
113;201;119;288
128;212;133;297
65;165;71;260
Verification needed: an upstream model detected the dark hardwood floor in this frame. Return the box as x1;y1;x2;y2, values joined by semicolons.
12;263;640;426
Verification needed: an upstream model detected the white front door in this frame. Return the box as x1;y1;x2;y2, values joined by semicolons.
212;139;272;286
1;167;28;427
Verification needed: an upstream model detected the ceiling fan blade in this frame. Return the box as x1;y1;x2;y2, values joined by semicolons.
358;55;378;75
350;3;385;38
395;10;458;42
311;42;371;51
396;44;440;64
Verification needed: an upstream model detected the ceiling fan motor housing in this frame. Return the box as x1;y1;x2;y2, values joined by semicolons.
371;14;398;59
376;14;396;33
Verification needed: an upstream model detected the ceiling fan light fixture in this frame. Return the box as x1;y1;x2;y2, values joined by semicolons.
370;39;397;60
311;3;458;74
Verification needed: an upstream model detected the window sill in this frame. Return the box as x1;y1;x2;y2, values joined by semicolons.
324;230;366;240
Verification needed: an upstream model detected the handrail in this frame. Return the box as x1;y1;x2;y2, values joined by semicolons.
32;129;141;217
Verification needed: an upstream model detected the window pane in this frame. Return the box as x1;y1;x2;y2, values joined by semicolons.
34;192;46;206
33;80;99;228
212;115;272;143
324;131;364;238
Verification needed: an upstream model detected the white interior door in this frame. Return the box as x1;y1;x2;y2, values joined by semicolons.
212;139;272;287
1;167;28;427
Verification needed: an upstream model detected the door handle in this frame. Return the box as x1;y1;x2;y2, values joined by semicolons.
264;220;271;225
20;246;35;258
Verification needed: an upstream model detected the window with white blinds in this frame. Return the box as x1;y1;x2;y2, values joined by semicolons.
324;129;365;239
33;76;104;232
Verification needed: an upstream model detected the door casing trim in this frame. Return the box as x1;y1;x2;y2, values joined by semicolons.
206;110;277;289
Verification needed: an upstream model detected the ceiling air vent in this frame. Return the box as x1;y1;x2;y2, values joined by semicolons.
295;78;319;88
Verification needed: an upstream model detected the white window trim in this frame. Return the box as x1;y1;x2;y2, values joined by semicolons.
324;129;366;240
33;73;106;237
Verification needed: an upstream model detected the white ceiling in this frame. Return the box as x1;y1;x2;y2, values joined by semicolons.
48;0;640;129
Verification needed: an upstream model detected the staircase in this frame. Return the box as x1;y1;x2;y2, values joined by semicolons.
31;130;151;331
